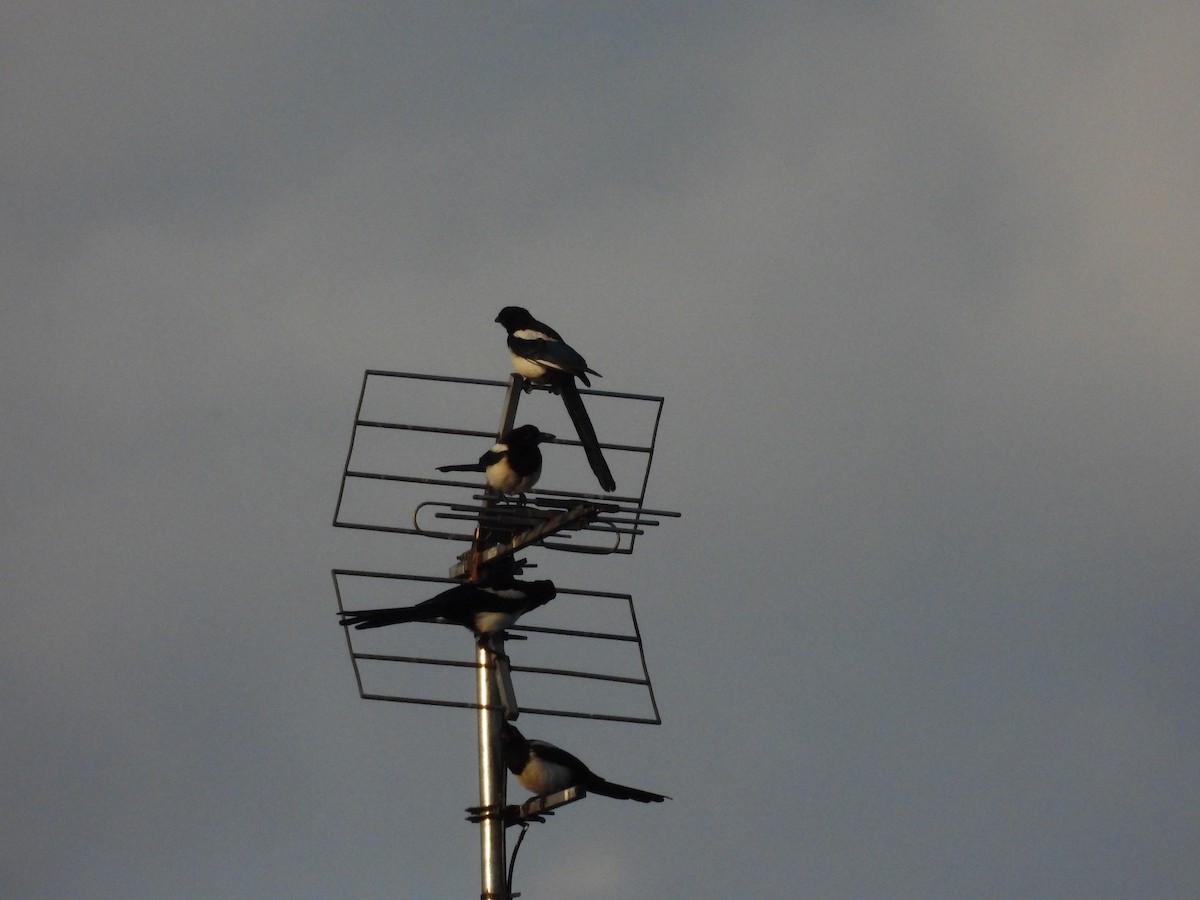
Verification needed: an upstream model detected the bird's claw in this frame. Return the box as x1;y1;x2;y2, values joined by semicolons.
464;803;522;826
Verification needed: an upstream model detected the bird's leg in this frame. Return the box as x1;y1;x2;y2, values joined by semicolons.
479;632;512;659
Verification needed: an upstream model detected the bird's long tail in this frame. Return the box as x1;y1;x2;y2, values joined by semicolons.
587;779;669;803
338;607;423;630
559;379;616;492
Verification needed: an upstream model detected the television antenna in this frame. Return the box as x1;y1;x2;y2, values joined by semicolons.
333;369;678;898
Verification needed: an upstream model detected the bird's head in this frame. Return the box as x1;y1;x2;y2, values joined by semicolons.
505;424;555;445
526;579;557;608
500;722;525;748
495;306;532;331
498;722;527;770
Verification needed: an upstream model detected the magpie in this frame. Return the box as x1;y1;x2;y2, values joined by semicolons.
500;723;669;803
338;580;556;637
435;423;554;497
494;306;616;493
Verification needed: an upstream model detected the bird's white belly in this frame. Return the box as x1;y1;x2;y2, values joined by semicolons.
510;353;549;380
518;759;575;795
485;459;518;493
486;458;539;494
473;610;517;634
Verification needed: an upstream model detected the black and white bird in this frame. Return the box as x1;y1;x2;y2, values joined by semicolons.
338;580;556;638
500;723;669;803
494;306;616;493
436;424;555;497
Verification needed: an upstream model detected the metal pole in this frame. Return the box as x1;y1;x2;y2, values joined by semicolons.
496;375;524;436
476;639;507;899
464;375;525;582
476;375;523;899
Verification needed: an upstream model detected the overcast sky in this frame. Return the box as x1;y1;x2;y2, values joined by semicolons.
5;3;1199;898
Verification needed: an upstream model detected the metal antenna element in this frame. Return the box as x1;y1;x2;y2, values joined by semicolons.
333;571;663;724
332;371;679;557
331;368;678;899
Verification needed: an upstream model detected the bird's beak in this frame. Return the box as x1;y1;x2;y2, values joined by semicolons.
539;433;556;442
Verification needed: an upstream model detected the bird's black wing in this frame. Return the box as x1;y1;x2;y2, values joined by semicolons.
525;739;668;802
507;335;595;386
526;738;593;777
